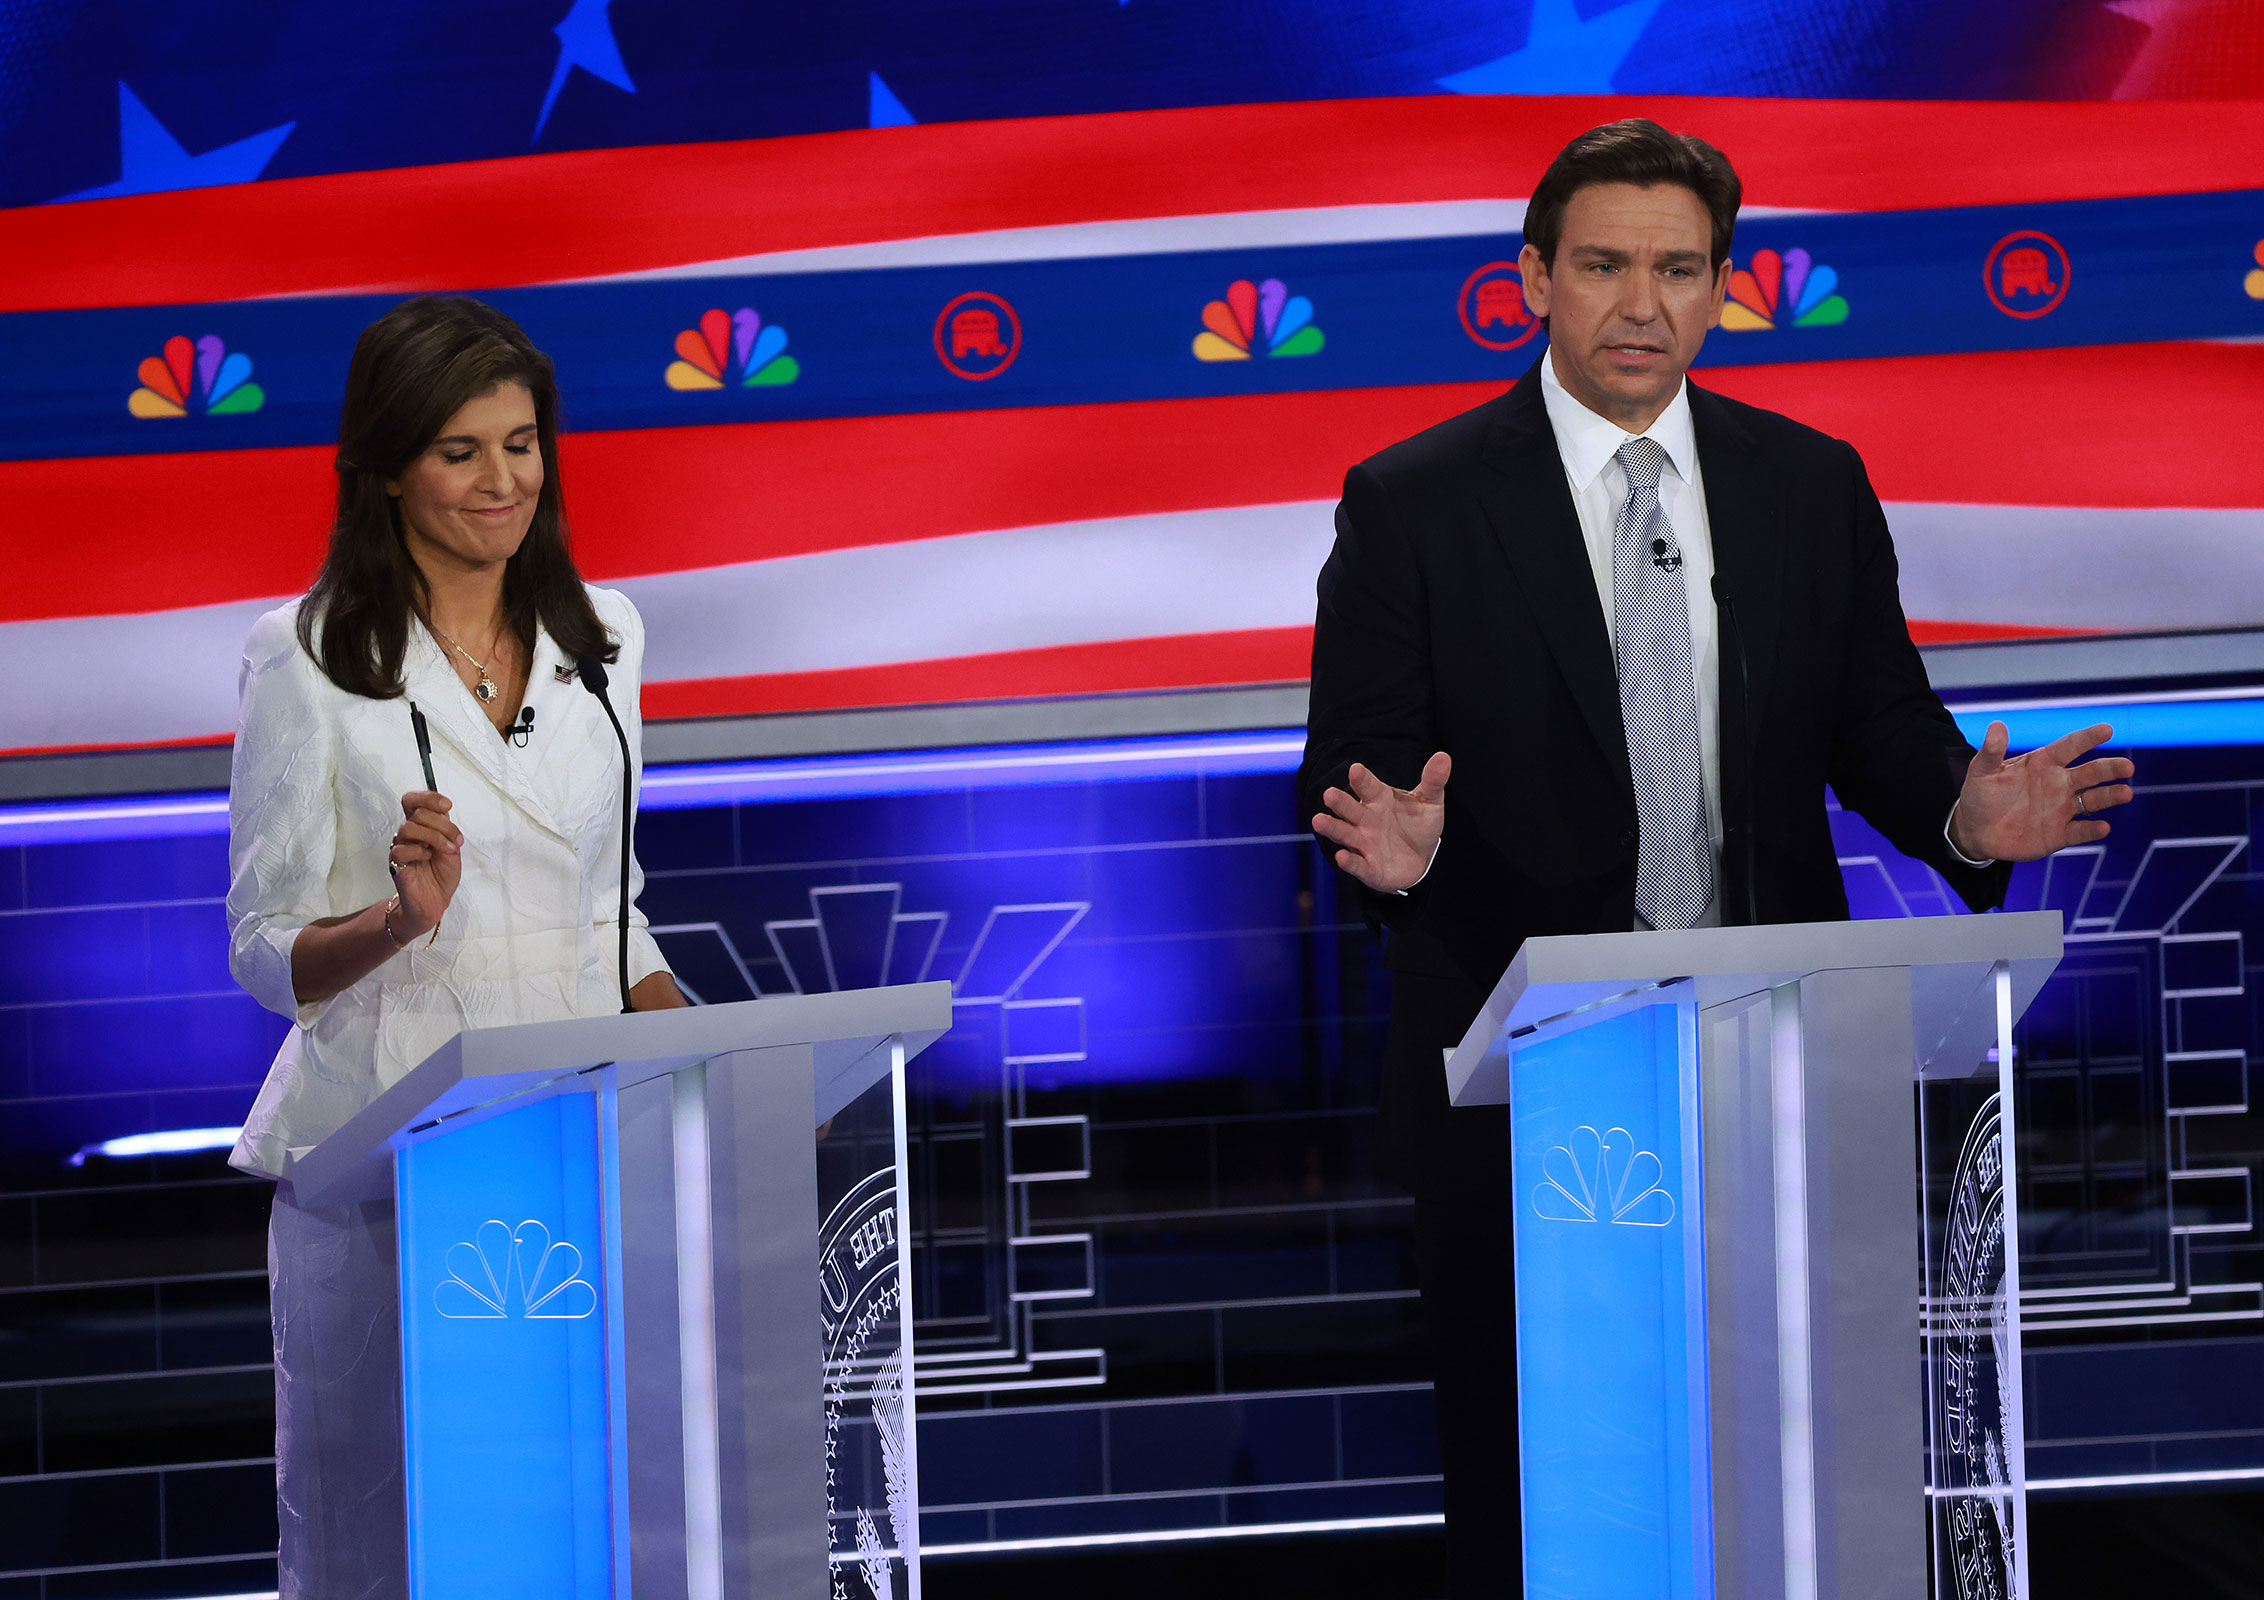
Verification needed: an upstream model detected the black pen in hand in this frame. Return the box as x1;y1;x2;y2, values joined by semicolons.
396;703;444;949
409;702;437;789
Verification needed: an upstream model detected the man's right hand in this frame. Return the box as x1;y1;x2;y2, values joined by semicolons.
1312;752;1451;893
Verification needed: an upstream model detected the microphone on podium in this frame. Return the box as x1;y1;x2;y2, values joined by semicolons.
576;656;634;1013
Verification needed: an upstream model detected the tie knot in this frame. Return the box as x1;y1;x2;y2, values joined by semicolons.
1616;436;1668;494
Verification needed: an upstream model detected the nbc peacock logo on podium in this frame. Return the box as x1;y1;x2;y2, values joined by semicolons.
1532;1125;1676;1227
432;1219;597;1319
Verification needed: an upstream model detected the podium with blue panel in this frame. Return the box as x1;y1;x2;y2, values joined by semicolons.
290;986;953;1600
1445;913;2063;1600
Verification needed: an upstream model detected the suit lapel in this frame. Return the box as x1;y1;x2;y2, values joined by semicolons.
519;623;577;764
405;626;510;794
1477;368;1630;787
1689;383;1785;745
405;622;566;835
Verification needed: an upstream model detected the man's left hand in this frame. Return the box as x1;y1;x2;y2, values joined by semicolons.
1950;722;2135;863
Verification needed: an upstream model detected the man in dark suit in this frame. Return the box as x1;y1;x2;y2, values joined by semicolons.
1297;119;2135;1597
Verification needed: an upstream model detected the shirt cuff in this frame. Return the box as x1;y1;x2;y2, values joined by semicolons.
1944;803;1996;869
1389;835;1445;897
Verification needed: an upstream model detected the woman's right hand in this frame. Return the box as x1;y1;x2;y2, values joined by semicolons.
387;790;463;937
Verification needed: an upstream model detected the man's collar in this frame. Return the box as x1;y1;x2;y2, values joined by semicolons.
1539;348;1698;490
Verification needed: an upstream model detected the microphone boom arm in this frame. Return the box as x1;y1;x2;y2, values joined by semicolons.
576;656;635;1013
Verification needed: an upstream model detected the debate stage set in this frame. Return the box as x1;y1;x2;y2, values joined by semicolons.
4;3;2264;1597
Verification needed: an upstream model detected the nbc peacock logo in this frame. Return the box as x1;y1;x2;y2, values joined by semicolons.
664;307;798;390
1720;248;1847;332
1193;277;1324;361
128;335;265;417
433;1218;596;1319
1532;1125;1675;1227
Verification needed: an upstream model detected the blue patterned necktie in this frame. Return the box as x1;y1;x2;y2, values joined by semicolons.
1611;437;1713;930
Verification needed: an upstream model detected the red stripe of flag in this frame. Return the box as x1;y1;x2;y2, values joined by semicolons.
643;627;1316;720
649;618;2095;724
0;730;235;760
4;342;2257;626
1905;619;2096;644
646;620;2101;725
6;97;2263;314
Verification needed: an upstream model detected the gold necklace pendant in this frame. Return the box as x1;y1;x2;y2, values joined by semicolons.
433;623;502;707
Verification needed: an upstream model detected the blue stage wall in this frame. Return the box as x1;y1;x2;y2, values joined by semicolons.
3;720;2262;1589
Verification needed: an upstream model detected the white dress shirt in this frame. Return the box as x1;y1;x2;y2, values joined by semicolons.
225;584;672;1178
1539;354;1726;926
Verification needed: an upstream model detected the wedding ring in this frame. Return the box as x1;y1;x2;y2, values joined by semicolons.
2075;791;2089;815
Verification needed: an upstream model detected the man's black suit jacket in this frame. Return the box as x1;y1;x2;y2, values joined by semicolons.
1299;362;2013;1189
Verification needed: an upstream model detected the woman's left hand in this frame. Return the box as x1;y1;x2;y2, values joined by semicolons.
630;971;690;1011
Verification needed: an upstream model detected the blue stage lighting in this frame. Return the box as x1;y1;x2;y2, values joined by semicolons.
69;1125;243;1165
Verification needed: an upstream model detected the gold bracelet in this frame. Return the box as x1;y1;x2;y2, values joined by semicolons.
382;894;409;949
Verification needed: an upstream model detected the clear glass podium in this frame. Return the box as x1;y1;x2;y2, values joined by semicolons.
1443;911;2062;1600
288;985;952;1600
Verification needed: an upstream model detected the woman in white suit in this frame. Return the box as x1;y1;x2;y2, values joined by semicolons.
225;296;685;1597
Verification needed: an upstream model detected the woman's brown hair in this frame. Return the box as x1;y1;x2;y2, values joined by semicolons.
297;295;616;698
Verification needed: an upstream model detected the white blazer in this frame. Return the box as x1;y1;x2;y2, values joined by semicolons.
226;584;670;1179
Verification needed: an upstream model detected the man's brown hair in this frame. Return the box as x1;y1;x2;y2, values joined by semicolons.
1524;118;1742;271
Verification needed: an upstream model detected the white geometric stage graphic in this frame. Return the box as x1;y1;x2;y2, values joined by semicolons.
917;898;1108;1396
645;919;764;1005
433;1218;598;1319
767;884;949;996
1533;1125;1677;1227
1841;824;2261;1333
654;884;1082;1006
654;887;1106;1397
2032;834;2259;1331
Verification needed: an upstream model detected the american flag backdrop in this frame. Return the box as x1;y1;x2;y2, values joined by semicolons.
2;92;2262;759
